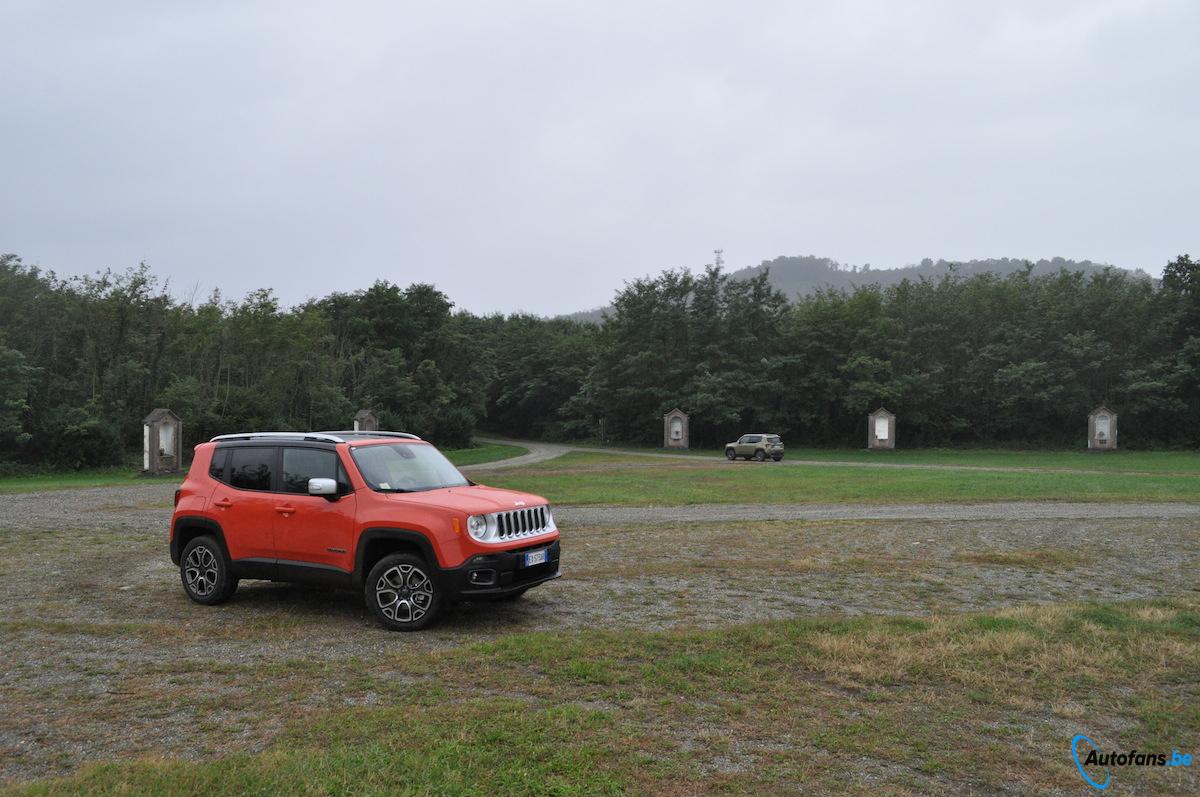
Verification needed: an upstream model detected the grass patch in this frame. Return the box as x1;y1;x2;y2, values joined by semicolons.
0;466;181;494
14;701;629;797
742;447;1200;474
487;451;1200;504
443;442;528;466
566;442;1200;474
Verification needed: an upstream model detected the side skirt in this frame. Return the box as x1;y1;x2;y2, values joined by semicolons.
231;558;357;591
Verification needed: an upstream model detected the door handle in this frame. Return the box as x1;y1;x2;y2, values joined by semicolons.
274;505;296;515
213;498;232;508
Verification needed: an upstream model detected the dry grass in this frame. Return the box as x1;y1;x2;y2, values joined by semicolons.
956;548;1083;569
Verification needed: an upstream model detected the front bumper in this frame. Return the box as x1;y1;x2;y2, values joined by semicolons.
441;539;561;598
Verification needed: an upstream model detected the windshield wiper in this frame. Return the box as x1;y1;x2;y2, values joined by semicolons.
377;487;413;493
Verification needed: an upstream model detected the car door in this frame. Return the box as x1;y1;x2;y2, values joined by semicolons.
210;446;280;562
273;446;357;572
738;435;757;457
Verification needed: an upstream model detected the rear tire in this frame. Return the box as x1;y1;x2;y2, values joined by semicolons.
725;448;736;461
180;535;238;605
773;455;783;462
366;553;442;631
754;449;766;462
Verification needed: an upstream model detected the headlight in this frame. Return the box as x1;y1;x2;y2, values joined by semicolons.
466;514;488;540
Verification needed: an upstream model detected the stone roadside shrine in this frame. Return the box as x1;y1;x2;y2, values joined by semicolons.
1088;406;1118;450
663;408;689;449
353;409;379;432
143;408;182;474
867;407;896;450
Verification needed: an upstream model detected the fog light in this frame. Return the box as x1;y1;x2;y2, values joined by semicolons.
468;569;496;586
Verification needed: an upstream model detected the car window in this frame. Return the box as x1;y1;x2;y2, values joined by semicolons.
208;449;228;481
746;435;762;443
351;443;469;492
766;435;780;444
228;447;274;491
282;448;340;494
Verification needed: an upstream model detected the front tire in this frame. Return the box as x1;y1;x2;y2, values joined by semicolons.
366;554;442;631
180;535;238;605
725;448;736;461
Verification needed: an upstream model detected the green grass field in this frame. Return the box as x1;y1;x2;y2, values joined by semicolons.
0;443;528;494
0;466;182;494
10;599;1197;796
443;442;528;466
483;451;1200;504
759;446;1200;473
577;442;1200;473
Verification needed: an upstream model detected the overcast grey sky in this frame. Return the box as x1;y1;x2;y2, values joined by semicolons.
2;1;1197;315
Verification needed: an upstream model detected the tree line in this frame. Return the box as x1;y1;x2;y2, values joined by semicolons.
0;252;1196;469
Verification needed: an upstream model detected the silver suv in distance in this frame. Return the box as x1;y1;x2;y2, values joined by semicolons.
725;434;784;462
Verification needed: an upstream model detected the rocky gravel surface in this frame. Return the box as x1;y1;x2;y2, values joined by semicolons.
463;439;570;470
5;482;1199;535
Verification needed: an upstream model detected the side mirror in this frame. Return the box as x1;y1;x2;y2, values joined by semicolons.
308;477;338;496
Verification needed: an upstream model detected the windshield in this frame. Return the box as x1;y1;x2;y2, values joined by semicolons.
350;443;469;492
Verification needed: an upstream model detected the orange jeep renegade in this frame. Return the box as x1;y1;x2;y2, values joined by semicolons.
169;431;561;631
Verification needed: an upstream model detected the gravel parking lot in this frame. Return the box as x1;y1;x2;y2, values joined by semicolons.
2;483;1198;783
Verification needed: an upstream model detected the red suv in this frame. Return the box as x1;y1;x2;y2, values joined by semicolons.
169;431;561;630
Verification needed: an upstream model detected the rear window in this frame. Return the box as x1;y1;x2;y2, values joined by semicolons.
208;449;228;480
766;435;781;444
228;447;274;492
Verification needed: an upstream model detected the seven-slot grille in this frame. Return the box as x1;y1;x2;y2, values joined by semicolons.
495;506;551;540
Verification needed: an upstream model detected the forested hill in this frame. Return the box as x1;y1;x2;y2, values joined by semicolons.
565;255;1149;323
730;255;1148;298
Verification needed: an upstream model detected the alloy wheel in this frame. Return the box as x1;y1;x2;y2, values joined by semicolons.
184;545;219;598
375;563;435;623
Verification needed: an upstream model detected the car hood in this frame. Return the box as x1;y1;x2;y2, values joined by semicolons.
384;484;548;515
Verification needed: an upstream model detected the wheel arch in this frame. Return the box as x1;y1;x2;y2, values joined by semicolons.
356;528;439;586
171;516;229;565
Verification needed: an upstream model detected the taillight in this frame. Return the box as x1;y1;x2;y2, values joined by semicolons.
174;489;182;507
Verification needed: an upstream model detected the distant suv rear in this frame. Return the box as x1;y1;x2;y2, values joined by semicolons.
169;431;561;631
725;434;784;462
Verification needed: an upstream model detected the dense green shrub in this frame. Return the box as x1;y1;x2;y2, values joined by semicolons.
38;409;125;469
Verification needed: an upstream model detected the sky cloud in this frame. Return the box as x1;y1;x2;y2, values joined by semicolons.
1;0;1196;314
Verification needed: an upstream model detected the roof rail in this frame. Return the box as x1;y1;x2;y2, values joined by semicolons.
317;430;422;441
209;432;346;444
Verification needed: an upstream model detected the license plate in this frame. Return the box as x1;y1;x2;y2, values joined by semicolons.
523;549;548;567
